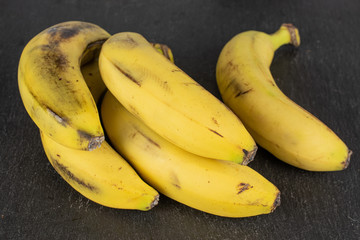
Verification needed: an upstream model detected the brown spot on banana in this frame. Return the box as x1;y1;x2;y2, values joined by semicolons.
208;128;223;137
134;127;161;148
51;157;98;192
242;146;258;165
145;194;160;210
237;183;253;194
234;88;253;97
114;65;141;87
77;130;104;151
342;149;352;169
170;172;181;189
270;192;281;212
47;21;97;41
46;107;68;126
212;117;219;126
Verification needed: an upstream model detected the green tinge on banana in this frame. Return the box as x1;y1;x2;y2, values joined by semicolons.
216;23;351;171
18;21;110;151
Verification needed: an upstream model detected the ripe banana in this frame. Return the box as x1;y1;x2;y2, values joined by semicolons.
40;130;159;210
216;24;352;171
18;21;110;151
101;91;280;218
99;32;257;164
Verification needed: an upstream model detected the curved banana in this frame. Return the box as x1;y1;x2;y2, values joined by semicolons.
101;91;280;218
18;21;110;150
99;32;257;164
40;130;159;210
216;24;351;171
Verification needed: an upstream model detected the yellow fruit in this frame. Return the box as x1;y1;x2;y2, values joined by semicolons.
216;24;351;171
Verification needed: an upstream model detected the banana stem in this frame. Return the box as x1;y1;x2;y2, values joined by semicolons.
270;23;300;50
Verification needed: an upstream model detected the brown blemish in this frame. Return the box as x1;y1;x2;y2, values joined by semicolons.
212;117;219;126
237;183;253;194
171;69;182;72
125;35;137;46
208;128;223;137
46;107;68;126
56;154;61;157
47;22;97;41
77;130;104;151
128;104;140;116
134;127;161;148
271;192;281;212
114;65;141;87
234;88;253;97
111;183;123;190
146;194;160;210
51;158;98;192
170;172;181;189
241;146;258;165
342;149;352;169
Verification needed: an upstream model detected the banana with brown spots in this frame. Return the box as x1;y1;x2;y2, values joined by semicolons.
18;21;110;150
99;32;257;164
101;91;280;217
216;24;351;171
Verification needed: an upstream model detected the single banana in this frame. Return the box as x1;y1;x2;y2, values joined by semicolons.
216;24;351;171
40;130;159;210
18;21;110;151
99;32;257;164
101;91;280;218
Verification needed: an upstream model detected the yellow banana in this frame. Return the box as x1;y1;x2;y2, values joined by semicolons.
18;21;110;150
99;32;257;164
101;91;280;218
40;131;159;210
216;24;351;171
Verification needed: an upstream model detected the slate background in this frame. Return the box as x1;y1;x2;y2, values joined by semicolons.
0;0;359;239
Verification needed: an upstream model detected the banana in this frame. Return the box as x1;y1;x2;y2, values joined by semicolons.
216;24;352;171
101;91;280;218
18;21;110;151
99;32;257;164
40;130;159;210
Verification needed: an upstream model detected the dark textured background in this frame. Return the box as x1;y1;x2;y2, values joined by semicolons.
1;0;359;239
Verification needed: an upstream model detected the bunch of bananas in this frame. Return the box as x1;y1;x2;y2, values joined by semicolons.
18;21;351;218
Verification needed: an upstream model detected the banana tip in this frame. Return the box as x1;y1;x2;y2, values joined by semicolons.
242;146;258;165
271;192;281;213
147;194;160;210
342;149;352;169
88;135;105;151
